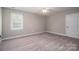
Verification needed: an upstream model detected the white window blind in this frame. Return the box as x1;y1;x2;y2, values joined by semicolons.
11;13;23;30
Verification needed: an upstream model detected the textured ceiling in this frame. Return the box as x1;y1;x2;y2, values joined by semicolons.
7;7;79;16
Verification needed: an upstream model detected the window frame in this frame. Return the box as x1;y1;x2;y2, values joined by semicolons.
11;12;23;30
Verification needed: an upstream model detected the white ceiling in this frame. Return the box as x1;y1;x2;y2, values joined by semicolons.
7;7;79;16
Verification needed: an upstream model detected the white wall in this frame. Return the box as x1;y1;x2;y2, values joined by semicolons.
47;8;79;35
2;7;79;38
0;7;2;36
2;8;46;38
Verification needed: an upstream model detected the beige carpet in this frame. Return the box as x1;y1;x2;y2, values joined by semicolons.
0;33;79;51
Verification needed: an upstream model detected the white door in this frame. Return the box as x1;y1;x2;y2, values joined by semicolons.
77;13;79;37
0;8;2;36
66;13;78;37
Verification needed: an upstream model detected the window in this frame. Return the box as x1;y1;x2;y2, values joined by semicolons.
11;13;23;30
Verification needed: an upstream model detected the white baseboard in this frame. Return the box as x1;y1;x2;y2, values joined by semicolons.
46;31;79;39
2;31;79;41
3;31;45;40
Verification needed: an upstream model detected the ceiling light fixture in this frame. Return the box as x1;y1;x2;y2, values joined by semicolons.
42;9;49;13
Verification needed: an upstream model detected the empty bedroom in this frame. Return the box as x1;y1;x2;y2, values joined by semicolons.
0;7;79;51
